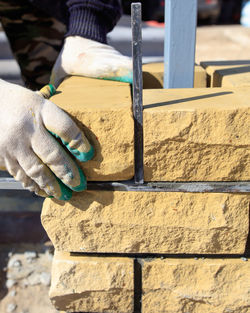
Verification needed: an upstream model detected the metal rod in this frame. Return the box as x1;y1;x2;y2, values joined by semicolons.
131;2;144;184
0;178;23;189
164;0;197;88
1;178;249;193
87;181;250;193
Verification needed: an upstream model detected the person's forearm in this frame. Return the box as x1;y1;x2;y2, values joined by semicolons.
65;0;123;42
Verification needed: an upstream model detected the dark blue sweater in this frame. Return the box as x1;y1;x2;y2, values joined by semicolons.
29;0;122;43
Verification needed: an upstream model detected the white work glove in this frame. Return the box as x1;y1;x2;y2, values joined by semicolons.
0;79;94;201
50;36;132;87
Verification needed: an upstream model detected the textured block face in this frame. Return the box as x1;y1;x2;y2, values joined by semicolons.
142;258;250;313
50;252;134;313
201;61;250;87
143;87;250;181
142;63;206;88
41;191;249;254
50;76;134;181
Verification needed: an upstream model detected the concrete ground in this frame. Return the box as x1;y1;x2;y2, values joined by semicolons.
0;244;57;313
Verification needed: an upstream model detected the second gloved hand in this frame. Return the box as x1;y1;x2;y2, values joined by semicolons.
0;79;94;200
50;36;132;87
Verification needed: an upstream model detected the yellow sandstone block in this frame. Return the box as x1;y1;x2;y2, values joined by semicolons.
143;87;250;181
143;63;164;89
201;60;250;87
50;76;250;182
142;63;206;88
50;76;134;181
41;191;249;254
142;258;250;313
50;251;134;313
194;64;207;88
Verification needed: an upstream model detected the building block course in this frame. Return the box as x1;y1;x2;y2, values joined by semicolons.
42;74;250;313
143;87;250;181
42;191;249;254
142;258;250;313
142;63;207;89
50;252;134;313
51;77;250;182
201;60;250;87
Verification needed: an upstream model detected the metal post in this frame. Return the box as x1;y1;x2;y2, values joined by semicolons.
164;0;197;88
0;177;22;189
131;3;144;184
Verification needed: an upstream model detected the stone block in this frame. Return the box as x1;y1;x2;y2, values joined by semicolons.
51;76;134;181
142;258;250;313
143;87;250;181
49;252;134;313
194;64;207;88
142;63;206;89
41;191;249;254
142;63;164;89
201;60;250;87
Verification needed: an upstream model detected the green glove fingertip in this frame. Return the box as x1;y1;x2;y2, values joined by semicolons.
39;84;56;99
99;73;133;84
49;131;94;163
56;178;73;201
69;145;94;162
48;84;56;96
70;165;87;192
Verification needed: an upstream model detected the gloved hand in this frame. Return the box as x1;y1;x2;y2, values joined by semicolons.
50;36;132;87
0;79;94;201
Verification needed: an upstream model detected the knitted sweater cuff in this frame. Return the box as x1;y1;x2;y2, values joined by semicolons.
65;7;107;43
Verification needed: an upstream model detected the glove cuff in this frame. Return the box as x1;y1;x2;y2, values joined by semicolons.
66;7;107;44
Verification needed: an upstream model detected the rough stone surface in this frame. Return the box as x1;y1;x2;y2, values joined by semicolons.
142;63;206;89
142;258;250;313
201;60;250;87
143;87;250;181
49;252;134;313
41;191;249;254
51;76;134;181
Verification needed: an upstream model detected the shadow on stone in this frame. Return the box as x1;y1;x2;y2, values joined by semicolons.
244;203;250;256
143;72;163;89
144;91;233;109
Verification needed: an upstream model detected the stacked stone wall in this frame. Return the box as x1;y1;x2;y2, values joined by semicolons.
41;63;250;313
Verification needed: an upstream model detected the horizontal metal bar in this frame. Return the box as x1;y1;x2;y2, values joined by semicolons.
71;252;249;259
0;178;23;190
0;178;249;193
87;181;250;193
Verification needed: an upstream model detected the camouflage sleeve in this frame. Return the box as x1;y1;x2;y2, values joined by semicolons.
0;0;122;88
0;0;66;90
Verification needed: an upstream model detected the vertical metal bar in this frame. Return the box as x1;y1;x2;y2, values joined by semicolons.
164;0;197;88
131;3;144;184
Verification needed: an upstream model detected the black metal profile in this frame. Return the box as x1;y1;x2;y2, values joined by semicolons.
0;178;250;193
131;3;144;184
